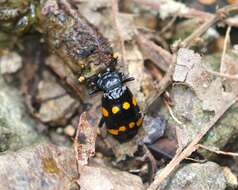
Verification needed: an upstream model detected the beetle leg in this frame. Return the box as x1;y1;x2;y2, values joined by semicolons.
122;77;135;83
98;117;105;128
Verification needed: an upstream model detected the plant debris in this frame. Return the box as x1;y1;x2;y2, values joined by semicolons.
0;0;238;190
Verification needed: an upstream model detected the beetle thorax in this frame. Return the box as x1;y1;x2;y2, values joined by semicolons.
97;70;125;99
104;86;126;99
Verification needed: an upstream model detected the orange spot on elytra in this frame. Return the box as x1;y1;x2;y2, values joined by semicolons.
132;96;137;106
101;107;109;117
112;106;120;114
108;129;119;135
129;122;135;128
122;102;130;110
119;126;127;132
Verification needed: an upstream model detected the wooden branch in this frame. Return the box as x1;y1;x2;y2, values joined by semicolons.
136;34;172;72
205;68;238;80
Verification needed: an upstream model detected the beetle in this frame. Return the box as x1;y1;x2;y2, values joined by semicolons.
87;66;143;143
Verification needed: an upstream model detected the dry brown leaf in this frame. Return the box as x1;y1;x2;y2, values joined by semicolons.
74;112;97;166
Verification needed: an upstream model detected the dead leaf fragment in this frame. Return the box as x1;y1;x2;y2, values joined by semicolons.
173;48;236;113
173;48;201;82
74;112;97;166
202;78;234;113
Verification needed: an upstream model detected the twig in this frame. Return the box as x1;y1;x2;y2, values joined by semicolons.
111;0;126;65
184;157;207;163
178;14;219;49
136;34;172;72
174;124;187;152
205;68;238;80
72;123;82;189
143;145;158;183
163;98;183;125
145;54;176;112
160;13;178;35
220;26;231;73
197;144;238;157
148;97;237;190
226;17;238;27
135;0;238;28
73;116;81;176
137;2;238;49
179;4;238;49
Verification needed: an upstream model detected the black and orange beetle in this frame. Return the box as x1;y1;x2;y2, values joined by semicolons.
88;66;143;143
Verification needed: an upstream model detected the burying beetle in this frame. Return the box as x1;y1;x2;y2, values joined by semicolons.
87;61;143;143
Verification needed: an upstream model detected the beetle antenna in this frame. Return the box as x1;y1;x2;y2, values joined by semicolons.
123;77;135;83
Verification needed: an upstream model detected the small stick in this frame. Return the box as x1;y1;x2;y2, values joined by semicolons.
160;13;178;35
73;118;81;176
174;125;186;152
184;157;207;163
179;4;238;49
145;54;176;112
205;68;238;80
197;144;238;157
143;145;158;182
136;34;172;72
135;0;238;27
220;26;231;73
111;0;126;65
178;15;219;49
163;98;183;125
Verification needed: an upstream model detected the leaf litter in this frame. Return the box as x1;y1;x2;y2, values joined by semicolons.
1;0;238;190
